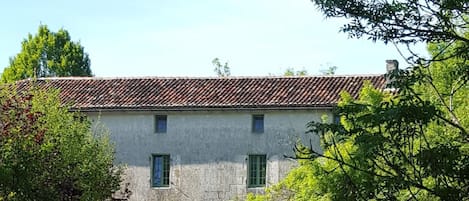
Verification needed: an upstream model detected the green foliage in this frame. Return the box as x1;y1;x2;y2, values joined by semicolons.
0;85;121;200
284;68;308;76
310;0;468;44
212;57;231;77
249;58;469;200
245;1;469;201
283;65;336;76
1;25;92;83
319;65;337;75
249;4;469;196
309;0;469;65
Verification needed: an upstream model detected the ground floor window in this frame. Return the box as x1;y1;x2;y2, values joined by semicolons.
152;154;170;187
248;154;266;187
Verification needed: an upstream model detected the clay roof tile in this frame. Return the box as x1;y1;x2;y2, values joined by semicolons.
17;75;385;111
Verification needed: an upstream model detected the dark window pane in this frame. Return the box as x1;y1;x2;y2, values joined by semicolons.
152;155;170;187
252;115;264;133
333;115;340;125
153;156;163;186
155;115;167;133
248;154;266;187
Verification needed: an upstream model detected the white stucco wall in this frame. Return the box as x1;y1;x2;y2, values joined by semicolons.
88;109;329;201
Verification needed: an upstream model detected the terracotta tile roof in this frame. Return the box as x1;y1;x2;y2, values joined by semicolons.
17;76;385;111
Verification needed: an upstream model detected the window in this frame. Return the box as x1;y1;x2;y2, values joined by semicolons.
152;155;170;187
333;114;340;125
155;115;167;133
252;115;264;133
248;155;266;187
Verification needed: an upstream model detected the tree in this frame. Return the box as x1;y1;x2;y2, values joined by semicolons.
249;72;469;200
319;65;337;75
248;0;469;200
309;0;469;65
0;85;122;200
283;65;337;76
212;57;231;77
283;68;309;76
1;25;92;83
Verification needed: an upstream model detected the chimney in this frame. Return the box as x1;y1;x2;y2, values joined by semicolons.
386;60;398;72
385;60;398;88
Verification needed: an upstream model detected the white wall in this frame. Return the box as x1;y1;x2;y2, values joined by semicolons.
88;109;329;201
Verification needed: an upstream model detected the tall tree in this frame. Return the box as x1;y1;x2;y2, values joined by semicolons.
0;86;122;200
249;62;469;200
310;0;469;65
248;0;469;200
1;25;92;83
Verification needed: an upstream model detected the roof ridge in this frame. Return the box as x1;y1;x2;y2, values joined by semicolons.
33;74;384;81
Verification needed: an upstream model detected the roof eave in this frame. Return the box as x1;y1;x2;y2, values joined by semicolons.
70;105;336;113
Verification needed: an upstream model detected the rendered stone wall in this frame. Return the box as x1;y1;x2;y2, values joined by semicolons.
88;109;328;201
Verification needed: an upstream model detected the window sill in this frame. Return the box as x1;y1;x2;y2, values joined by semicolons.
246;187;266;194
247;186;265;189
151;186;170;190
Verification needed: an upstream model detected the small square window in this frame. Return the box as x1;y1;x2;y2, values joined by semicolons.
155;115;167;133
248;154;266;187
333;115;340;125
152;155;170;187
252;115;264;133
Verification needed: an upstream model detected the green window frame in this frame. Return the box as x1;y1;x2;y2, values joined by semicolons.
248;154;266;187
252;115;264;133
155;115;167;133
151;154;170;187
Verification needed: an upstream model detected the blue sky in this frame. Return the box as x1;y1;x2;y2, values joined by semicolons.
0;0;427;77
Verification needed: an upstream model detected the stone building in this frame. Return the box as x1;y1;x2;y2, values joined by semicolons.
25;75;385;201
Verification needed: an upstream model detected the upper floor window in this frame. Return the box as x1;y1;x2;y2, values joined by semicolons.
333;114;340;125
248;154;266;187
155;115;167;133
152;154;170;187
252;115;264;133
